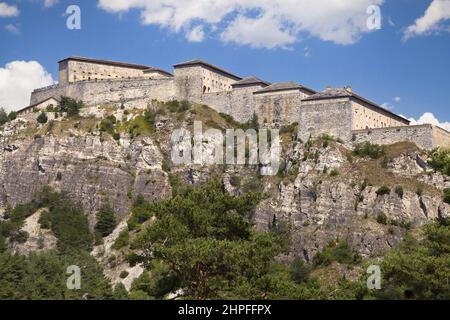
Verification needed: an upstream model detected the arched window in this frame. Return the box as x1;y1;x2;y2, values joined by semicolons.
203;86;207;94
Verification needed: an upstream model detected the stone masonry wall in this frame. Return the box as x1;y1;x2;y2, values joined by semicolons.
254;91;305;126
30;78;175;107
351;124;435;150
299;98;353;142
432;126;450;149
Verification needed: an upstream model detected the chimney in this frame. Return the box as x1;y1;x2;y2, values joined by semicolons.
344;86;352;93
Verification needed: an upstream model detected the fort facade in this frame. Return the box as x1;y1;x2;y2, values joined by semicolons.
26;56;450;150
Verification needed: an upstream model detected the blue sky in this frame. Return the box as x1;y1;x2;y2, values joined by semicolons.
0;0;449;127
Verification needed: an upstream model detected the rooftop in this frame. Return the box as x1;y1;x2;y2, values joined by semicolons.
254;81;316;95
231;76;271;88
143;67;173;77
173;59;242;80
303;87;410;124
58;56;154;71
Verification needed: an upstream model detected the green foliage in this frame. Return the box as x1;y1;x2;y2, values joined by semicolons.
428;149;450;176
313;240;359;267
95;202;117;238
353;142;384;159
444;188;450;204
129;179;296;299
112;283;129;300
59;96;84;117
8;111;17;121
0;250;112;300
114;230;130;250
37;112;48;124
377;212;388;225
291;257;311;284
330;169;339;177
99;115;116;134
120;271;129;279
371;218;450;299
395;186;404;199
0;108;8;126
376;186;391;196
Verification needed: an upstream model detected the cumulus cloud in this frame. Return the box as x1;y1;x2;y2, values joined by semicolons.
0;61;55;112
0;2;19;17
43;0;59;7
5;23;19;34
408;112;450;131
186;25;205;42
97;0;384;48
404;0;450;40
394;96;401;102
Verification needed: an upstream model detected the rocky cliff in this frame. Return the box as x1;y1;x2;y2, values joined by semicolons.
1;102;449;287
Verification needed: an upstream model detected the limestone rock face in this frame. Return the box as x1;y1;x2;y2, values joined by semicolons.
0;135;171;219
11;209;57;255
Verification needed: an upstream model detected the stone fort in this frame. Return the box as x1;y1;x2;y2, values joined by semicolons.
25;56;450;150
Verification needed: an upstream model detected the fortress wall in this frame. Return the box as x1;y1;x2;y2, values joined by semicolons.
432;126;450;149
31;78;175;107
351;100;409;130
299;98;353;142
254;91;305;126
351;124;435;150
174;66;204;101
64;60;150;83
201;91;232;115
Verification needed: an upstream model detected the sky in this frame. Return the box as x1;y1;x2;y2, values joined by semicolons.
0;0;449;129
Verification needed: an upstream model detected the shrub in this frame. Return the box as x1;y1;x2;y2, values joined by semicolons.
313;240;358;267
330;169;339;177
416;186;424;196
428;149;450;176
38;210;51;229
8;111;17;121
376;186;391;196
37;112;48;124
229;175;241;187
0;108;8;125
113;132;121;141
114;230;130;250
395;186;404;199
444;188;450;204
291;257;310;284
353;142;384;159
120;271;129;279
59;96;84;117
377;212;388;225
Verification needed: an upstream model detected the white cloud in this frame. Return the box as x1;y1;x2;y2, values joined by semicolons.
186;25;204;42
43;0;59;8
408;112;450;131
97;0;384;48
394;96;401;102
0;61;55;112
381;102;392;110
404;0;450;40
4;23;19;34
0;2;19;17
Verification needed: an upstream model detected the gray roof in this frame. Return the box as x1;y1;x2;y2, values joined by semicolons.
58;56;153;70
303;87;410;124
143;67;173;77
173;59;242;80
17;97;60;114
231;77;271;88
254;81;316;95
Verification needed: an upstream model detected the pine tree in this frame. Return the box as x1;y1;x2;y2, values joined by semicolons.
95;202;117;237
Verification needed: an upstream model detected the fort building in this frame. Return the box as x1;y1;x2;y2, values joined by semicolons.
23;56;450;150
